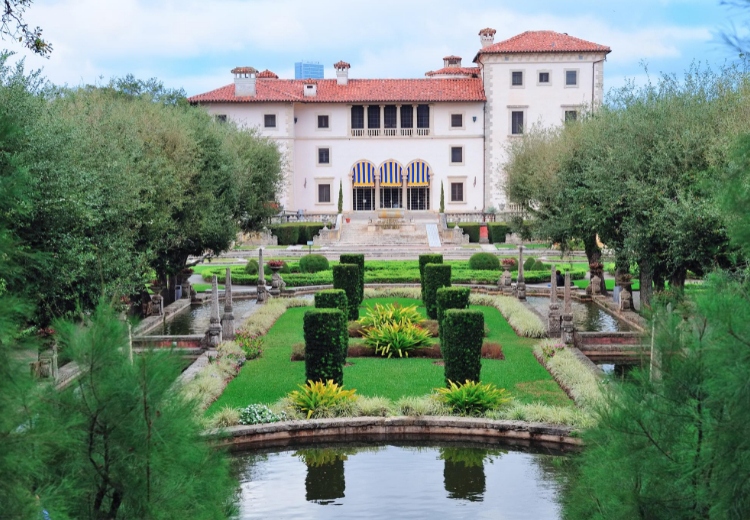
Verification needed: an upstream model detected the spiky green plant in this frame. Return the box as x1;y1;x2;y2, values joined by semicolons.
435;380;512;416
287;380;358;419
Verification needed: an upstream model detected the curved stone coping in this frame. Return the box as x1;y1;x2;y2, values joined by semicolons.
212;416;582;450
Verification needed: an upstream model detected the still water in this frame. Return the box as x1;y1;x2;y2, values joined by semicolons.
527;296;631;332
148;298;258;335
234;442;568;519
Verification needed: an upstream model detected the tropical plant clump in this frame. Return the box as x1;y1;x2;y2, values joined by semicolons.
239;403;287;425
358;302;432;357
436;380;512;416
235;330;263;360
287;380;358;419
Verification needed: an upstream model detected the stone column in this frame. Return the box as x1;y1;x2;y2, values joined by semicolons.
363;105;369;133
402;170;408;211
257;248;267;303
208;275;222;348
375;172;380;210
379;104;384;133
396;104;401;133
516;245;526;301
548;264;561;336
222;267;235;340
562;272;574;344
412;105;417;132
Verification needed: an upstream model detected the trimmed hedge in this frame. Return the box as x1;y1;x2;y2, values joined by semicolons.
436;287;471;331
488;223;509;243
340;254;365;303
300;254;329;273
244;259;259;275
269;223;326;245
457;223;481;243
314;289;349;353
442;309;484;386
419;254;443;302
424;264;452;319
523;257;537;272
303;309;347;385
332;264;361;320
468;252;500;271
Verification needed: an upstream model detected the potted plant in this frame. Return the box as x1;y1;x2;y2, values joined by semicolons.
501;258;517;272
345;216;351;224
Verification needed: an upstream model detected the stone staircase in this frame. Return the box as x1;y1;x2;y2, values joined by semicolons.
326;212;440;253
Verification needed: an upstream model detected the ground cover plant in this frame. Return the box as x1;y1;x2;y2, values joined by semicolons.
207;297;572;416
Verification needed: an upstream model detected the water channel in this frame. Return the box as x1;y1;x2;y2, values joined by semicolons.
147;298;258;336
233;441;569;519
526;296;632;332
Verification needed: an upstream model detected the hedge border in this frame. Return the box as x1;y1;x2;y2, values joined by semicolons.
424;264;452;319
442;309;484;386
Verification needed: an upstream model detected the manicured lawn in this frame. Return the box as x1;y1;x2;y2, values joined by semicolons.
495;243;553;250
207;297;572;415
574;279;641;291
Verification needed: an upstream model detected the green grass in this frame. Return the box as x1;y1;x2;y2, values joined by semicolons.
495;243;552;249
574;279;641;291
207;297;572;415
192;283;224;293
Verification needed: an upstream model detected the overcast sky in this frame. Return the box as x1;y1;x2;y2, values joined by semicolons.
5;0;744;97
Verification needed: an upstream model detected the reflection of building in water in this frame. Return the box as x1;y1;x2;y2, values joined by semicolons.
190;30;610;214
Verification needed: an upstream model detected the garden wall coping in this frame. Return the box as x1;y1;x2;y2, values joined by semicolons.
211;416;581;449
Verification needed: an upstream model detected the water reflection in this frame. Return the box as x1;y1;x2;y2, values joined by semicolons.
148;298;257;335
234;442;568;519
527;296;631;332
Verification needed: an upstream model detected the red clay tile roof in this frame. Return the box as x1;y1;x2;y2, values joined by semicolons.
257;69;278;79
425;67;480;77
334;60;351;69
188;78;486;104
477;30;610;55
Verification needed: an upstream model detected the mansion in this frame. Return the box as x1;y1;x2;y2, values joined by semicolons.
188;29;610;214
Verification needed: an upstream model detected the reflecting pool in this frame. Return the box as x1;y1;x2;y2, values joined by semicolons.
527;296;632;332
234;442;569;519
148;298;258;336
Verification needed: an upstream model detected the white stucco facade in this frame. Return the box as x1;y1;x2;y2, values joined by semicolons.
190;30;610;214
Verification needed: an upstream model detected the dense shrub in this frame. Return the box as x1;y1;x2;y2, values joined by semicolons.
315;289;348;352
300;254;330;273
419;254;443;301
269;223;326;245
523;256;537;272
424;264;452;319
533;260;548;271
287;380;357;419
436;287;471;329
332;264;361;320
244;259;259;275
340;254;365;302
303;309;347;385
436;380;512;416
456;223;480;242
468;252;500;270
442;309;484;386
488;223;510;243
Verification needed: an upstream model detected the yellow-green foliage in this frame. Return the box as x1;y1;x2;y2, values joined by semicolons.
395;395;451;416
487;402;595;429
470;294;547;337
287;380;358;419
435;380;512;416
358;302;423;328
534;340;605;410
364;287;422;299
361;321;433;357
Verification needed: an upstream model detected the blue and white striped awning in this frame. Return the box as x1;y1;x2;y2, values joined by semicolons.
406;160;430;187
351;160;376;187
379;160;403;187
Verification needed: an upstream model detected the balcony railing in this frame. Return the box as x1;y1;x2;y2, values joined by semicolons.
350;127;430;137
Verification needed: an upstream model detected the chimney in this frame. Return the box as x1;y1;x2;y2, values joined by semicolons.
334;60;351;86
231;66;257;97
479;28;496;48
303;79;317;97
443;55;462;68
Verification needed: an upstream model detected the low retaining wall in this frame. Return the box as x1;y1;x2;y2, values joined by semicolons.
574;331;647;360
132;334;204;349
214;416;581;450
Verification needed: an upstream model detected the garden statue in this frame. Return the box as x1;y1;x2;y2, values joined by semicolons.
548;264;561;336
562;272;574;344
619;287;632;312
208;275;222;348
222;267;235;340
590;275;602;295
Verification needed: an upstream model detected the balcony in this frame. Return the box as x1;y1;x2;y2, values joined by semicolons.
351;127;430;137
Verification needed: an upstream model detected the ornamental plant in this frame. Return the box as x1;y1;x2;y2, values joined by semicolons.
304;308;347;384
501;258;517;268
340;254;365;302
418;254;443;301
287;380;358;419
358;302;423;329
436;287;471;333
423;263;452;319
234;330;263;360
441;309;484;385
361;320;433;358
468;252;500;270
332;264;360;320
299;254;329;273
435;380;512;416
238;404;286;425
268;260;285;268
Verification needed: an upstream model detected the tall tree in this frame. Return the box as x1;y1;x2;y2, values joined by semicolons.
1;0;52;56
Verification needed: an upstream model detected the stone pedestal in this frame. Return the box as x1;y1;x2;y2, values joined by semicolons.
208;275;222;348
221;267;235;340
257;249;268;303
548;264;560;336
269;266;283;296
562;271;574;344
499;267;512;293
517;245;526;301
619;282;634;311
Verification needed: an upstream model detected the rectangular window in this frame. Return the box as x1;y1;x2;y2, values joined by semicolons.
416;105;430;128
450;182;464;202
564;110;578;122
450;146;463;164
351;106;364;129
215;114;227;123
318;184;331;203
511;111;524;135
538;72;550;84
367;106;380;128
511;71;523;86
400;105;413;128
384;105;397;128
318;148;330;164
317;115;329;128
451;114;463;128
264;114;276;128
566;70;578;86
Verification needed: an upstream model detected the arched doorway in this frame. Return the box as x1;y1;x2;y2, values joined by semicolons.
379;159;403;209
406;160;431;210
351;160;376;211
